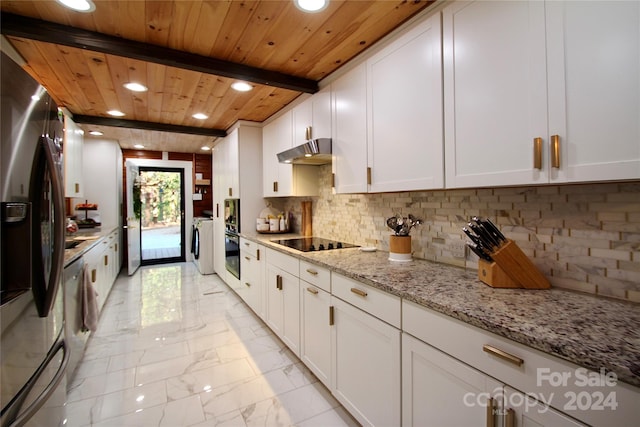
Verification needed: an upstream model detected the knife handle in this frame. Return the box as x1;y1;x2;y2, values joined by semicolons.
533;137;542;169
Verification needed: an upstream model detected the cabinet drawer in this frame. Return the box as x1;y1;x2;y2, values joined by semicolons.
265;248;299;276
240;237;261;259
332;273;400;328
299;260;330;292
402;300;640;427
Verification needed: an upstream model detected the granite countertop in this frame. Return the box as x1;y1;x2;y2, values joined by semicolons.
64;226;118;267
242;232;640;388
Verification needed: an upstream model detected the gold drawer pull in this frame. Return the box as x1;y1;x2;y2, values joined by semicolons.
350;288;367;297
533;137;542;170
305;268;318;276
483;345;523;367
551;134;560;168
91;269;97;283
505;408;515;427
307;287;319;295
276;274;283;290
244;282;251;287
244;256;251;261
244;242;250;246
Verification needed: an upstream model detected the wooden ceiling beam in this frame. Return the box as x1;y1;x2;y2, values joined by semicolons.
1;12;318;94
73;114;227;138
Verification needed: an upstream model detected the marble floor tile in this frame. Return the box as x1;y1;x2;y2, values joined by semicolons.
65;262;359;426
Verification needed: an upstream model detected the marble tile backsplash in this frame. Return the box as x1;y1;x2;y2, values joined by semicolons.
268;165;640;303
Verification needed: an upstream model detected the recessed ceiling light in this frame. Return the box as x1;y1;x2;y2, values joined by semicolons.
57;0;96;13
231;82;253;92
89;131;103;136
192;113;208;120
124;82;148;92
201;146;211;151
134;144;145;149
294;0;328;13
107;110;125;117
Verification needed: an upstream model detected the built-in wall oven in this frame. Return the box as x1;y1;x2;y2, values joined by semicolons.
224;199;240;279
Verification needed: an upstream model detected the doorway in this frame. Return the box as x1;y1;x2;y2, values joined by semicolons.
138;167;185;265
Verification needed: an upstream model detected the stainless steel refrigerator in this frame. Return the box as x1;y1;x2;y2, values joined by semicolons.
1;48;68;427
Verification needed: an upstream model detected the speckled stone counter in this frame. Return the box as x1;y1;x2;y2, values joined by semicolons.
64;226;118;267
242;232;640;388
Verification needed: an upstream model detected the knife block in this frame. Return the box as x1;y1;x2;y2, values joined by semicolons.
488;240;551;289
477;259;520;288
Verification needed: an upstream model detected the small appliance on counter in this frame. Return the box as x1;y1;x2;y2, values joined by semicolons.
463;217;550;289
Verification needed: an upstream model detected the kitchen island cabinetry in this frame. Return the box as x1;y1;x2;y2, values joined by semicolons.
444;0;640;188
262;111;318;198
264;248;301;356
366;13;444;192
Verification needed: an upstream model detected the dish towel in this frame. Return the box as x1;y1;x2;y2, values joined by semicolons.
82;263;99;332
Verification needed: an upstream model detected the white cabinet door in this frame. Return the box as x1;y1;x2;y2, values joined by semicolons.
333;63;369;194
63;115;84;197
546;0;640;183
262;111;293;197
331;296;401;427
312;86;332;139
265;263;300;356
292;96;313;145
212;218;226;277
367;13;444;192
300;283;332;388
402;332;502;427
239;246;263;316
443;0;549;188
504;386;586;427
225;129;239;198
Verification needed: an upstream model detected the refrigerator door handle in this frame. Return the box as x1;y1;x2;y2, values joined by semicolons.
3;338;69;427
30;136;66;317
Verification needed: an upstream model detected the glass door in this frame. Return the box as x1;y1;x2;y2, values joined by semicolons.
138;168;185;265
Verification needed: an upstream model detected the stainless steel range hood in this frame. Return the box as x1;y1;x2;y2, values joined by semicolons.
277;138;332;165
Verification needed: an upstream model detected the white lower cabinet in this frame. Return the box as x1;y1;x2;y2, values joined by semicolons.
300;281;332;388
239;238;264;317
331;296;401;427
265;249;300;356
402;332;502;426
504;386;585;427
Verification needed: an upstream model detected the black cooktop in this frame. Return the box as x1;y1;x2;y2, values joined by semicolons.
272;237;358;252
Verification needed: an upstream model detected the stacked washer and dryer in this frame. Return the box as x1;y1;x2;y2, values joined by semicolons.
191;217;214;274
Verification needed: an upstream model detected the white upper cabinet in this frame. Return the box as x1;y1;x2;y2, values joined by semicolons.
332;63;369;194
546;1;640;183
292;95;313;145
367;13;444;192
263;111;294;197
63;115;84;197
444;0;640;188
293;88;332;146
443;0;549;188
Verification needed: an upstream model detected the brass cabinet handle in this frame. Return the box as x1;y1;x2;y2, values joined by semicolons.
551;134;560;168
486;397;495;427
305;126;312;140
305;268;318;276
256;249;260;260
228;187;233;197
367;167;372;185
331;173;335;188
216;203;219;218
244;256;251;261
115;243;118;252
104;255;108;266
244;282;251;287
75;183;80;193
533;137;542;170
350;287;367;297
276;274;283;290
505;408;515;427
329;306;334;325
307;287;319;295
91;269;97;283
244;242;250;246
273;181;278;192
483;345;524;367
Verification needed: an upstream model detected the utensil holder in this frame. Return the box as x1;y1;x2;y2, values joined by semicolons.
489;240;550;289
389;235;412;262
477;259;520;288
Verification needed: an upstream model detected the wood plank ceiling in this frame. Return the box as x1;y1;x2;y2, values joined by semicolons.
1;0;433;153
